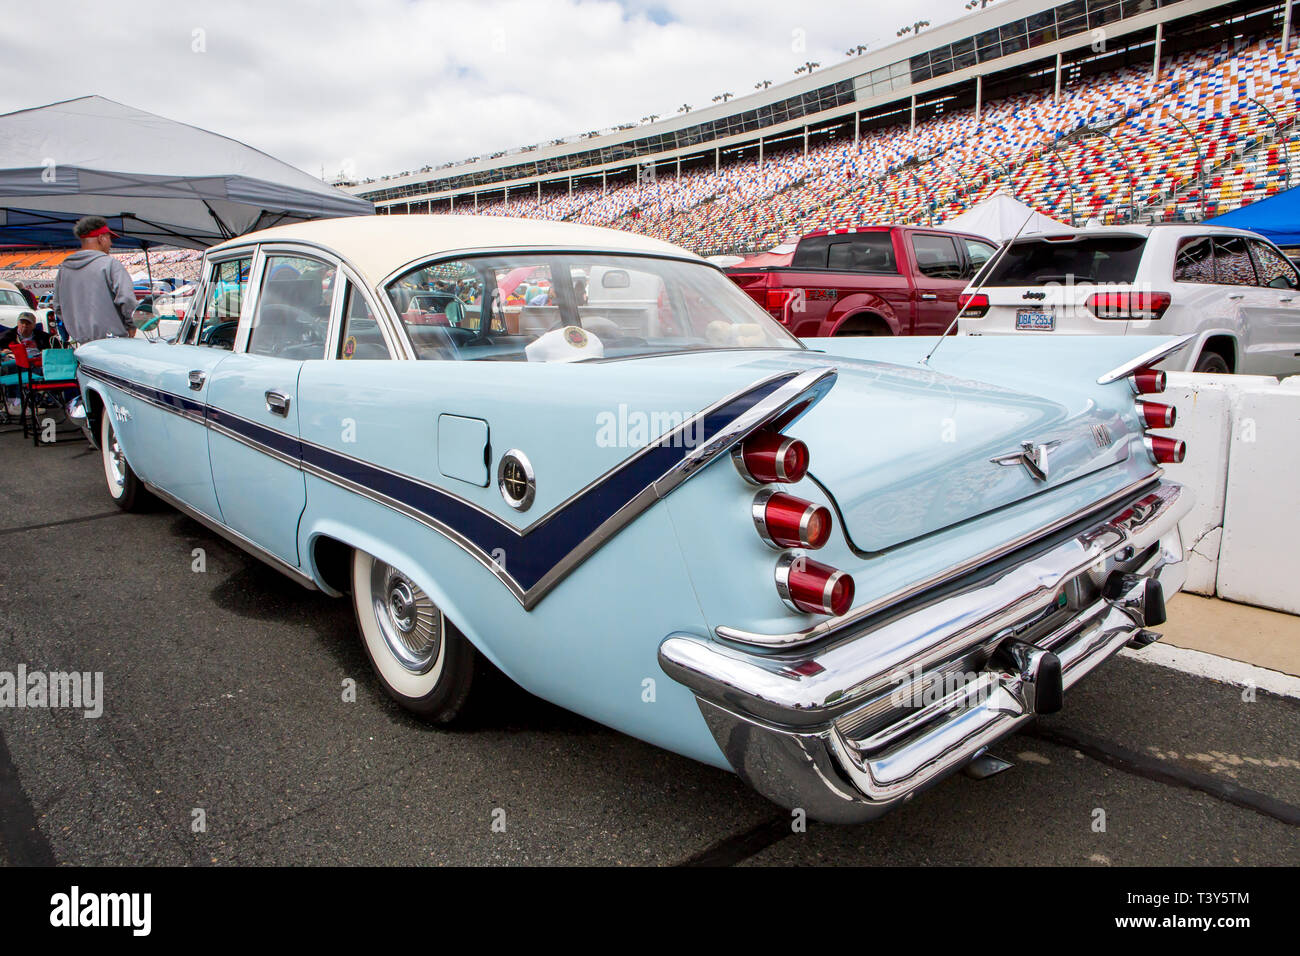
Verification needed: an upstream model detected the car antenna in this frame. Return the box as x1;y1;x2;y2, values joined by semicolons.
921;210;1038;367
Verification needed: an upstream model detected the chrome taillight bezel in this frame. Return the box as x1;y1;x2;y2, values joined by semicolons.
752;489;832;550
1136;400;1177;429
732;431;810;485
1130;368;1167;395
1144;434;1186;464
774;552;855;616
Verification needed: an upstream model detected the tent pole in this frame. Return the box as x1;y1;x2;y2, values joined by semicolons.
144;241;158;340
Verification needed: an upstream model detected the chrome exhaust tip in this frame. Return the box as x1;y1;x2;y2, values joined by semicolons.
1126;628;1163;650
963;748;1016;780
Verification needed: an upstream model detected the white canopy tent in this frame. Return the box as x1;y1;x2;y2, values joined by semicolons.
0;95;372;251
941;192;1071;243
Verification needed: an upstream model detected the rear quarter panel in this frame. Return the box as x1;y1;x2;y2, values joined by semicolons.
293;358;791;768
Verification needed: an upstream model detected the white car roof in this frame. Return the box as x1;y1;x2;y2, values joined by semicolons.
207;214;702;283
1016;224;1264;240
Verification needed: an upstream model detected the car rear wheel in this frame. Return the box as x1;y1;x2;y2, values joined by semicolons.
1193;351;1230;375
100;414;149;511
350;549;475;722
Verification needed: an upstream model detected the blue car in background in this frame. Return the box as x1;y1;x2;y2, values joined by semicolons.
73;215;1194;822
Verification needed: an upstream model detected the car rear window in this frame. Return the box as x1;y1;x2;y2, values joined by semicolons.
978;236;1147;286
793;233;897;273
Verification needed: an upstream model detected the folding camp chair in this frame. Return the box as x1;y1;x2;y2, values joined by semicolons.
5;344;84;446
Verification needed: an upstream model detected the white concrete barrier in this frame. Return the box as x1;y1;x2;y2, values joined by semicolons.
1156;375;1241;594
1215;376;1300;615
1159;374;1284;595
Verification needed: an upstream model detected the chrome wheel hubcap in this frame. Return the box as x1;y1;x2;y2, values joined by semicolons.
370;561;441;674
107;430;125;490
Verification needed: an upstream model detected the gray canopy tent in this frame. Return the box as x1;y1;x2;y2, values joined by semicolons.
0;95;372;254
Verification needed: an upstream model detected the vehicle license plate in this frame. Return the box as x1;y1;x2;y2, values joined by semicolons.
1015;309;1055;331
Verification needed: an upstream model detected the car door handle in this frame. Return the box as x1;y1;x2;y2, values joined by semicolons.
920;294;938;300
1281;296;1294;303
1227;293;1245;300
188;370;206;390
265;390;291;417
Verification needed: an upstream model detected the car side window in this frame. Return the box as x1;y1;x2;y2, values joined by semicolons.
791;236;830;269
961;239;997;279
337;282;391;360
248;254;337;360
192;257;251;349
1173;237;1215;284
911;235;962;279
827;234;897;273
1248;240;1300;291
1212;237;1258;287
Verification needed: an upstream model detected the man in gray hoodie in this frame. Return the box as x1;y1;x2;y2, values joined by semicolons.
52;216;137;344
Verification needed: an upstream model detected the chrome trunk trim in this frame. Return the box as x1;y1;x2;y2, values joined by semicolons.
659;479;1191;823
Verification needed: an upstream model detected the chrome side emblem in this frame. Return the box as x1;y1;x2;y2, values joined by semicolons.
991;439;1062;481
1090;424;1112;449
497;449;536;512
112;403;131;423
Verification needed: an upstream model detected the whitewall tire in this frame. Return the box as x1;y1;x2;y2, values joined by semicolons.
101;413;148;511
350;548;476;722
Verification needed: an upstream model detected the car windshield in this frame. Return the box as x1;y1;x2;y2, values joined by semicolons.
978;236;1147;286
0;289;26;307
384;253;803;362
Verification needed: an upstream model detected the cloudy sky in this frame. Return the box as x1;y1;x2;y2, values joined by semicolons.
1;0;968;182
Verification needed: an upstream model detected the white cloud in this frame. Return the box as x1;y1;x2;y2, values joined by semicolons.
0;0;964;181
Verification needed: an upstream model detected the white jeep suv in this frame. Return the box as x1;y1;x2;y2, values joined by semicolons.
957;224;1300;375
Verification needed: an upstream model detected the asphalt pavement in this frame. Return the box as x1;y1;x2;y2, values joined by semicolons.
1;428;1297;866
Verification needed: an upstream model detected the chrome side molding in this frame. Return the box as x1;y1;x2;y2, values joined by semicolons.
1095;334;1195;385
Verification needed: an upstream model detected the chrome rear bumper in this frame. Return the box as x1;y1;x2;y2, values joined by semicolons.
659;480;1191;823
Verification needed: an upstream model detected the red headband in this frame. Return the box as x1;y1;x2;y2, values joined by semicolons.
83;225;117;238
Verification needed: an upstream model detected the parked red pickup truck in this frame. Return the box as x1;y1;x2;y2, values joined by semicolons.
727;225;997;337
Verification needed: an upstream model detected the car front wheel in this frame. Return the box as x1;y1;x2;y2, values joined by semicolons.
100;414;149;511
350;549;476;722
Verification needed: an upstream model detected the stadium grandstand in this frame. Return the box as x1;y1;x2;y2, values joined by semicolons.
348;0;1300;256
0;247;202;291
2;0;1293;291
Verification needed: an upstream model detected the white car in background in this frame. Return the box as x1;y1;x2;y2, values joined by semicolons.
958;225;1300;375
0;279;53;330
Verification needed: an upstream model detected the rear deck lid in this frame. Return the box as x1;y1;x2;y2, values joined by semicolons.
787;359;1131;552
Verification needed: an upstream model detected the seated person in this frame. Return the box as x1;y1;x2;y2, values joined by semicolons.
1;312;50;413
0;313;50;364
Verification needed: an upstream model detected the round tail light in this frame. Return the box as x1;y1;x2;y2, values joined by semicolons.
733;431;809;485
1145;435;1186;464
775;553;855;616
1131;368;1166;394
753;490;832;550
1137;400;1176;428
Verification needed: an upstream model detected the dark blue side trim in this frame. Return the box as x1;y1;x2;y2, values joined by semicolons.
81;365;206;418
206;405;303;461
80;363;798;598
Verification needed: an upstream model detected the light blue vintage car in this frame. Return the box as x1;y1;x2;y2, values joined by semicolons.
74;215;1194;822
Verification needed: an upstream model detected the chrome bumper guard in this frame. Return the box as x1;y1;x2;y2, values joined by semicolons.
659;480;1192;823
